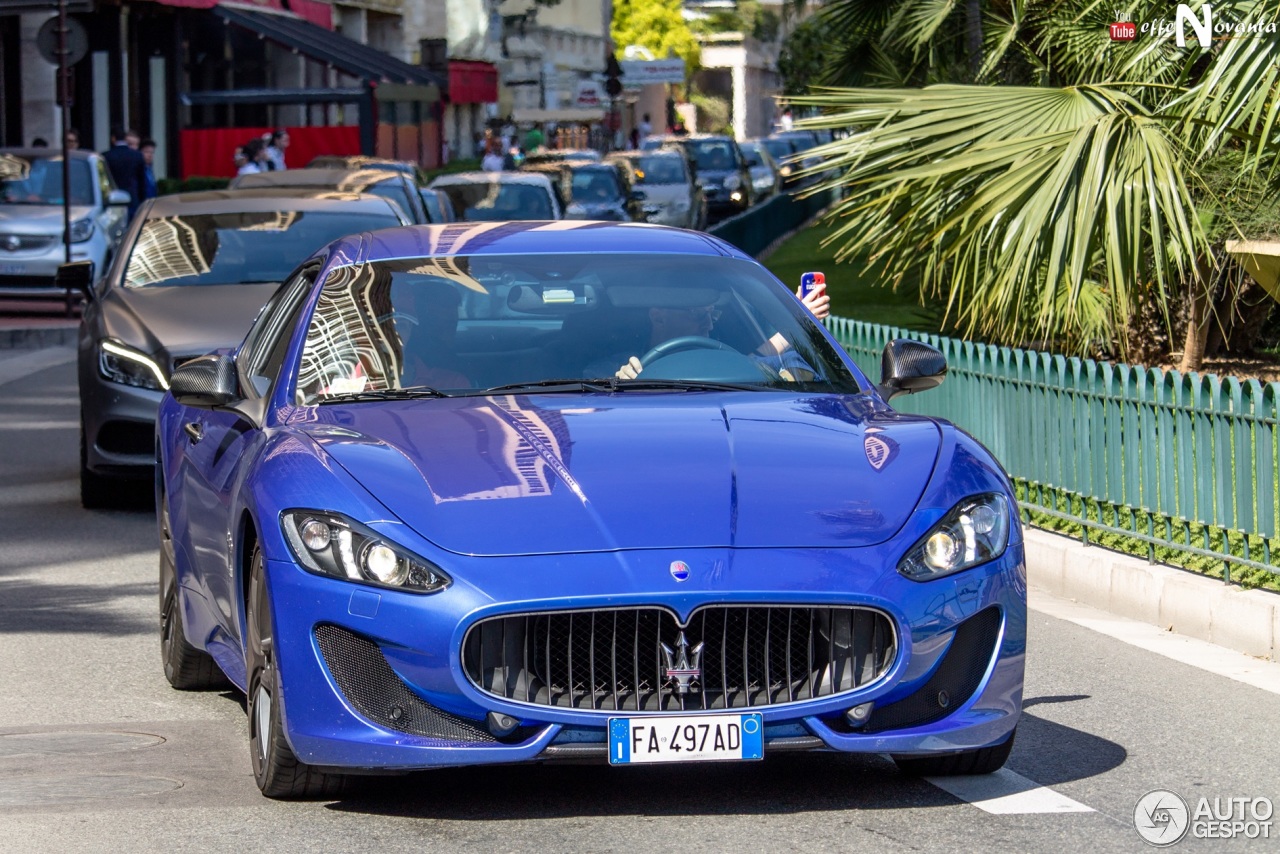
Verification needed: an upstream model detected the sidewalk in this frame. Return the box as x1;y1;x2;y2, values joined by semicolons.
0;302;80;350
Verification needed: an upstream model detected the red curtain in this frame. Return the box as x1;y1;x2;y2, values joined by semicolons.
179;126;361;178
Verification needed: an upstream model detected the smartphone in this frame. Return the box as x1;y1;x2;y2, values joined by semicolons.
800;271;825;299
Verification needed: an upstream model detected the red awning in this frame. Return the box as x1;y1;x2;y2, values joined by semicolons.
449;60;498;105
143;0;285;8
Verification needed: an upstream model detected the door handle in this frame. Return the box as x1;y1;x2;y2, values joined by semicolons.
184;422;204;444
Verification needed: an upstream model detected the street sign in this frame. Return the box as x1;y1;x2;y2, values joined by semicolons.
573;80;605;109
620;59;686;85
36;15;88;66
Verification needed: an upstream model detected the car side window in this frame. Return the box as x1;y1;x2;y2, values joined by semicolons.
96;159;114;203
238;267;317;397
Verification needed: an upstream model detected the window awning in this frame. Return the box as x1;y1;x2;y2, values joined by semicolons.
449;60;498;105
213;5;445;89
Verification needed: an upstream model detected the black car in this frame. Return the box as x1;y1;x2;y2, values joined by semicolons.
75;188;409;506
642;134;753;221
520;161;642;222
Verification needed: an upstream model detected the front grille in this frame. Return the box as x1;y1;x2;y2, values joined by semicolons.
463;605;897;712
0;234;56;252
316;624;499;742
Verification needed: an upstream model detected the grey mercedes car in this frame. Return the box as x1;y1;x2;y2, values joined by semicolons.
76;188;408;507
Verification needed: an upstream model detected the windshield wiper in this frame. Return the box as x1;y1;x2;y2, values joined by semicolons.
319;385;450;403
610;378;757;392
481;378;618;394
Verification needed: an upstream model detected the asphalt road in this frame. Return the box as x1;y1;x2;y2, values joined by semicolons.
2;350;1278;853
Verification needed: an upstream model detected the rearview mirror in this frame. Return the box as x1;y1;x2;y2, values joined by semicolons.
107;189;131;206
170;354;239;408
55;260;94;299
878;339;947;401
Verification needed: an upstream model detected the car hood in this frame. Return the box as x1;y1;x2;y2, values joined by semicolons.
0;204;96;233
302;394;940;556
97;283;281;362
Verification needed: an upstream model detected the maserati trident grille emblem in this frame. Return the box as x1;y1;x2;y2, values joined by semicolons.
660;631;704;694
669;560;690;581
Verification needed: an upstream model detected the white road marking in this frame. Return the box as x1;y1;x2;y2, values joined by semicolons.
0;347;76;388
926;768;1094;814
1030;587;1280;697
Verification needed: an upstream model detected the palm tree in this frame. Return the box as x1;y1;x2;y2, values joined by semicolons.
789;0;1280;367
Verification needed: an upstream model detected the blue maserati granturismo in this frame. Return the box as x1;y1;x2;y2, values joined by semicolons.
156;221;1026;798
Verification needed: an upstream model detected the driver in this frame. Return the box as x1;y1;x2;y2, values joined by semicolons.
396;283;472;389
613;284;830;381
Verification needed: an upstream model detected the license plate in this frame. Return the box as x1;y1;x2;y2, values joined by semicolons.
608;713;763;764
0;264;26;275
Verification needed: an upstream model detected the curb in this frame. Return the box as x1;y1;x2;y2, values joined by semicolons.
1025;527;1278;661
0;326;79;350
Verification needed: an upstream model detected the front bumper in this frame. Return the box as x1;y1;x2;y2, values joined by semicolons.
265;542;1026;771
0;235;105;298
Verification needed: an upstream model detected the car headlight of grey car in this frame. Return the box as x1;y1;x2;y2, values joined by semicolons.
281;510;452;594
898;493;1011;581
68;218;96;243
98;339;169;391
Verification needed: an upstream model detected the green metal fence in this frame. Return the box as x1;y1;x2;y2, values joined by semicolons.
830;319;1280;588
708;187;840;257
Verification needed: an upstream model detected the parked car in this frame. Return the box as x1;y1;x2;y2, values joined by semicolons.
606;150;706;230
521;161;641;221
642;134;753;221
428;172;562;222
230;167;430;224
306;155;424;182
75;188;409;507
0;148;130;303
737;140;781;203
768;131;830;187
417;187;456;224
155;219;1026;798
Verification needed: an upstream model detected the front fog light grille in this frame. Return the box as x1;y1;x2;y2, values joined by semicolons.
315;624;498;742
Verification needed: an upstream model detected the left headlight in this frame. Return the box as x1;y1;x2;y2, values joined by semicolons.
98;338;169;391
281;510;452;595
898;493;1011;581
68;218;95;243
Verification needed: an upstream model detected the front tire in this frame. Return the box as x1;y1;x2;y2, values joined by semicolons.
246;546;345;799
892;728;1016;776
159;492;227;690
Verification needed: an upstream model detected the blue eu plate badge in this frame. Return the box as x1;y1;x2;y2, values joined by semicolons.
608;713;764;764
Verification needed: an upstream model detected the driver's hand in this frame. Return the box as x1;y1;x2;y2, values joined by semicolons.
797;283;830;320
615;356;643;380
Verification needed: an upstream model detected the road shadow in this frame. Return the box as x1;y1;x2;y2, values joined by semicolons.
0;578;154;636
321;708;1125;819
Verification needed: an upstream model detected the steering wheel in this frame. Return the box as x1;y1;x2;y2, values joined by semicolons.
640;335;735;367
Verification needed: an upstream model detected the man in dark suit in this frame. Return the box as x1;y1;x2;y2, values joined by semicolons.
102;127;148;220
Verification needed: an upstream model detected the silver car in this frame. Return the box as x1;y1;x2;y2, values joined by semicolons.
606;151;706;230
76;188;409;507
738;140;782;202
429;172;563;221
0;149;130;302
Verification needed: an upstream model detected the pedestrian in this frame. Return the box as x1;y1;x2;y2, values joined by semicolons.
30;137;48;148
629;127;640;150
238;138;268;175
523;123;544;154
64;128;79;150
638;112;653;138
102;127;147;219
481;139;505;173
266;129;289;171
125;129;142;150
140;138;160;201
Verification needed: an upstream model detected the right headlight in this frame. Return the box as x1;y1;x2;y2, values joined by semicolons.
898;493;1011;581
281;510;451;594
98;338;168;391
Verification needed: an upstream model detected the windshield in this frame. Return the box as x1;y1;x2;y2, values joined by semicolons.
435;182;556;221
365;183;414;220
687;140;740;172
633;156;686;185
570;169;622;203
762;139;794;161
123;210;402;288
296;251;861;402
0;156;94;206
739;144;764;168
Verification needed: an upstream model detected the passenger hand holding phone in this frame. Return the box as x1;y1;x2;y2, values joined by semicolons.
797;271;829;320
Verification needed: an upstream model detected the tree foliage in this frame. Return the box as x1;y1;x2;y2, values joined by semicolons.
777;18;827;95
788;0;1280;364
611;0;702;73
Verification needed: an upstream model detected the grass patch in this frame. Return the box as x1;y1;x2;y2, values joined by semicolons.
763;216;943;333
